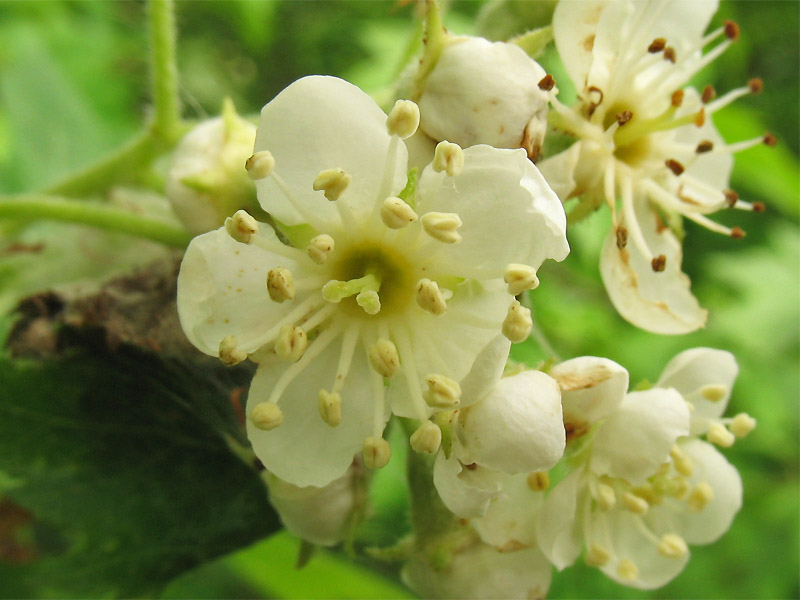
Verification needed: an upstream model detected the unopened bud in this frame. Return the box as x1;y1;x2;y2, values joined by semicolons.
318;390;343;427
307;234;335;264
219;335;247;366
313;168;351;201
250;402;283;430
386;99;420;139
422;212;462;244
267;267;295;303
275;324;308;362
432;141;464;177
504;263;539;295
363;436;391;470
225;210;259;244
502;300;532;343
368;339;401;378
381;197;418;229
410;421;442;454
245;151;275;180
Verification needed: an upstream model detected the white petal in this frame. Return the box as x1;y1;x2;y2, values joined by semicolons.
473;472;541;549
656;347;738;433
591;388;690;485
600;200;707;334
550;356;629;426
177;226;307;356
402;542;552;600
536;469;585;570
246;340;381;488
552;0;611;89
537;142;582;202
254;76;408;229
433;449;503;518
458;334;512;408
457;370;565;474
416;145;569;280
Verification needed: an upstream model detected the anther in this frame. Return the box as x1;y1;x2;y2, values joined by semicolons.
700;384;728;402
219;335;248;366
368;339;401;378
225;210;259;244
275;324;308;362
752;201;766;213
763;132;777;147
410;421;442;454
307;234;334;264
596;483;616;511
432;141;464;177
708;422;735;447
416;278;448;315
527;471;550;492
651;254;667;272
730;226;746;239
422;212;463;244
702;85;717;104
585;544;611;567
663;47;676;63
647;37;666;53
318;390;342;427
538;74;555;91
694;108;706;127
313;168;351;201
665;159;685;176
423;374;461;409
363;436;391;470
671;90;684;107
724;189;739;207
386;99;420;139
658;534;688;559
245;151;275;180
356;290;381;315
504;264;539;296
267;267;295;302
617;559;639;581
616;226;628;249
723;19;740;41
250;402;283;430
615;110;633;126
730;413;756;437
381;197;418;229
748;78;764;94
687;482;714;511
670;445;695;477
623;491;649;515
502;300;532;343
696;140;714;153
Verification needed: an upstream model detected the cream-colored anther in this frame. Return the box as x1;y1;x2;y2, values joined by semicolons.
504;263;540;296
433;141;464;177
250;402;283;430
368;339;400;378
527;471;550;492
410;421;442;454
617;558;639;581
318;390;342;427
623;491;649;515
356;290;381;315
415;278;447;315
363;436;391;470
423;374;461;409
421;212;463;244
596;483;616;511
306;234;334;264
658;534;689;559
313;168;351;201
687;482;714;511
670;445;695;477
585;544;611;567
502;300;533;343
708;422;735;447
730;413;756;438
700;384;728;402
225;210;259;244
386;99;420;139
275;324;308;362
245;150;275;180
381;196;418;229
266;267;295;303
218;335;248;366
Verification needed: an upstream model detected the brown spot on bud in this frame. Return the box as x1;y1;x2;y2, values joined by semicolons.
731;227;746;239
648;37;666;53
752;201;766;213
696;140;714;153
671;90;684;107
724;189;739;207
763;132;777;147
651;254;667;272
694;108;706;127
724;20;740;41
664;47;676;63
665;159;685;176
702;85;717;103
616;226;628;249
616;110;633;126
748;78;764;94
538;74;555;91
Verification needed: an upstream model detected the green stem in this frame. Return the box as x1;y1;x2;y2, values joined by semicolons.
149;0;182;143
0;196;193;249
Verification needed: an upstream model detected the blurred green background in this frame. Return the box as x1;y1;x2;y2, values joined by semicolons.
0;1;797;598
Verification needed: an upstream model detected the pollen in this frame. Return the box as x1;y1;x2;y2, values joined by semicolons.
307;234;335;264
504;263;540;296
651;254;667;272
381;196;418;229
696;140;714;153
702;85;717;104
663;47;676;63
267;267;295;303
318;389;343;427
225;210;259;244
723;19;740;41
368;339;401;378
748;78;764;94
386;99;420;139
245;150;275;180
687;482;714;511
423;374;461;409
410;421;442;454
665;159;685;176
671;89;684;107
622;491;649;514
616;558;639;581
433;141;464;177
708;422;735;447
730;413;756;437
596;483;616;511
422;212;463;244
502;300;533;343
275;324;308;362
658;534;688;559
313;168;351;201
250;402;283;430
670;445;695;477
218;334;248;366
647;37;666;53
700;384;728;402
527;471;550;492
363;436;391;470
585;544;611;567
416;278;448;315
538;74;556;91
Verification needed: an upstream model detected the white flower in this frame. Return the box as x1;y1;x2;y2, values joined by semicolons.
166;99;261;235
539;0;769;334
177;76;569;488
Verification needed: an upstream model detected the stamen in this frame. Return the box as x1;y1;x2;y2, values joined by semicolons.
504;263;539;295
267;267;295;302
416;278;447;315
369;357;387;437
502;300;533;343
368;338;401;378
696;140;714;153
307;234;334;264
245;151;275;180
670;445;695;477
275;324;308;362
250;402;283;430
658;533;688;559
663;47;676;63
422;212;463;244
764;132;778;147
423;374;461;409
381;196;418;229
695;109;706;127
225;210;259;244
671;89;684;107
538;74;556;91
432;141;464;177
318;390;342;427
647;37;666;53
622;491;649;515
701;84;717;104
708;422;735;447
700;384;728;402
665;159;685;176
730;413;756;437
410;421;442;454
723;19;740;41
596;483;616;511
331;325;362;396
615;227;628;249
527;471;550;492
313;168;351;201
687;482;714;511
731;226;746;239
363;436;391;470
218;335;247;366
651;254;667;272
386;99;420;139
724;189;739;207
585;544;612;567
616;558;639;581
748;78;764;94
248;295;324;349
394;326;434;421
